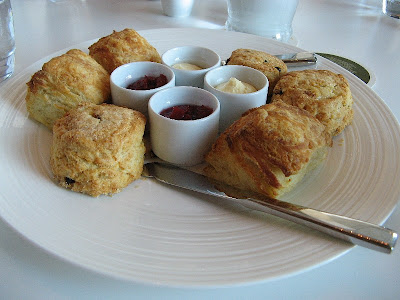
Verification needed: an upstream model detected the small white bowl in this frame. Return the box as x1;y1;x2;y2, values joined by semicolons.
110;61;175;116
204;65;269;132
148;86;220;166
161;46;221;88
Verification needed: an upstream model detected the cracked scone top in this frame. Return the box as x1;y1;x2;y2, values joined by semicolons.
89;28;162;74
204;101;332;199
50;103;146;197
271;69;354;136
25;49;110;130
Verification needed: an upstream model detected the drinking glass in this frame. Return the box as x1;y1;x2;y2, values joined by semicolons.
0;0;15;82
226;0;299;43
383;0;400;18
161;0;194;18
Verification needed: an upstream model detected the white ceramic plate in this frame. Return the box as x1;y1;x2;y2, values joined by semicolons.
0;28;399;287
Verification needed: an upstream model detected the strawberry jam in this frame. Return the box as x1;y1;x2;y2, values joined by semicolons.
160;104;213;120
127;74;168;90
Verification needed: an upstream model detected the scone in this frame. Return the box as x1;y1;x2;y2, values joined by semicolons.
226;48;288;95
88;28;162;74
271;69;353;136
26;49;110;129
50;103;146;197
204;101;332;199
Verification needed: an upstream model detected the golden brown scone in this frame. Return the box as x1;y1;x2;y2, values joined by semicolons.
50;103;146;197
88;28;162;74
26;49;110;129
271;69;353;136
226;49;288;95
204;101;332;199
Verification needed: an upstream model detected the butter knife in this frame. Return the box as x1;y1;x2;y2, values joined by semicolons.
144;162;398;254
222;52;317;67
275;52;317;66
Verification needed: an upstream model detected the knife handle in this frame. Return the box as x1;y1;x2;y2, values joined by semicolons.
145;161;398;254
221;52;317;67
235;196;398;254
275;52;317;66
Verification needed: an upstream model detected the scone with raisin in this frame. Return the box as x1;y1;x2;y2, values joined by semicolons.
226;48;287;95
88;28;162;74
271;69;353;136
25;49;110;129
204;101;332;199
50;103;146;197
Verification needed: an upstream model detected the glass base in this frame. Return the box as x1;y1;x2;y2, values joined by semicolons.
225;22;297;45
383;0;400;18
0;53;14;83
383;11;400;18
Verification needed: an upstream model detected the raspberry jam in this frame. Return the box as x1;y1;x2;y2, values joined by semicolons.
160;104;213;120
127;74;168;90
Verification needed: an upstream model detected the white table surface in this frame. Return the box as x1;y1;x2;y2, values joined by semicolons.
1;0;400;299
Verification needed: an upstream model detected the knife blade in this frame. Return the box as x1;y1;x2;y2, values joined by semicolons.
144;162;398;254
221;52;317;67
275;52;317;66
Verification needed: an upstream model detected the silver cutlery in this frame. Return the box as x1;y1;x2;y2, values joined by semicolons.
275;52;317;66
222;52;317;67
144;162;398;254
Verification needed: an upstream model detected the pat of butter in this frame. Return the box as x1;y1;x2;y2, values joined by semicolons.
172;62;203;70
215;77;257;94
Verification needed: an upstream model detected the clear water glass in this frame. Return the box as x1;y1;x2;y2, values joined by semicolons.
0;0;15;82
383;0;400;18
226;0;299;43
